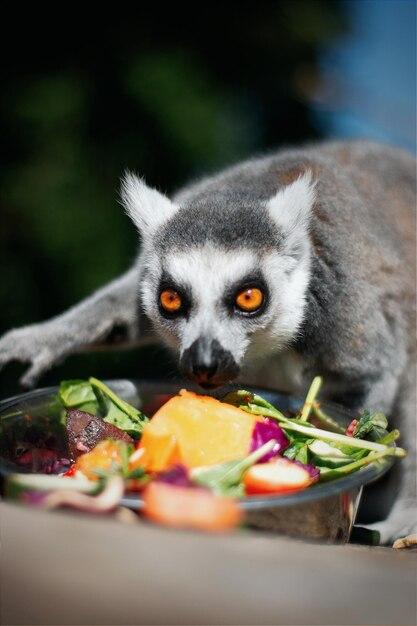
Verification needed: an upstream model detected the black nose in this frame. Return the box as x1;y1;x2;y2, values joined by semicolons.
180;338;239;389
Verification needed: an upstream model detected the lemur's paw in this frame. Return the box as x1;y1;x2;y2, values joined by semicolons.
393;533;417;550
366;504;417;548
0;324;64;387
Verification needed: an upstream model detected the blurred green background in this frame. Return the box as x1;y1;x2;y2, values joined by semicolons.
1;1;415;396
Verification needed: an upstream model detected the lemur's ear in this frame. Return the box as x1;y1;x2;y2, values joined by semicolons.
266;171;316;249
121;172;179;236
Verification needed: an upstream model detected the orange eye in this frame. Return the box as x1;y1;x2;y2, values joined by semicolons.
235;287;264;313
160;289;183;313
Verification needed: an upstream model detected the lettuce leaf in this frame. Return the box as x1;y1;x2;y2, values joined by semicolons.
59;379;99;415
58;377;148;438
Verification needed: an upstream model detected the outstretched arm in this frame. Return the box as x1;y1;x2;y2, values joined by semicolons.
0;263;152;387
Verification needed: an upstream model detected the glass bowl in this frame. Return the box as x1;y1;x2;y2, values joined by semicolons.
0;380;394;543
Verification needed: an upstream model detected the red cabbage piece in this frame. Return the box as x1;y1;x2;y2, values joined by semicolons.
250;419;289;462
22;491;49;506
154;464;194;488
294;459;320;482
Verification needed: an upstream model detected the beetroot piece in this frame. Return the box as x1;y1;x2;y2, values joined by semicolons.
66;409;133;460
16;448;71;474
154;464;194;488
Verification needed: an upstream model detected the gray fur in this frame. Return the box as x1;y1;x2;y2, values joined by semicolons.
156;200;282;251
0;139;415;545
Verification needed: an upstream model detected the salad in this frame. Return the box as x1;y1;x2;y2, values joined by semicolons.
6;376;405;533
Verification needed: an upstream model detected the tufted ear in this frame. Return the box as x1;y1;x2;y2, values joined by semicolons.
121;172;179;237
266;171;316;250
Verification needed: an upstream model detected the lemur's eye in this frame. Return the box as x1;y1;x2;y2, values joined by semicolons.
235;287;264;313
160;289;183;313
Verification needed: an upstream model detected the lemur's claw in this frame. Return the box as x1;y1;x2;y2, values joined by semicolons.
393;533;417;549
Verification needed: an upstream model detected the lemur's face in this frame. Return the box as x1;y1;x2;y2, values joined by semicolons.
122;173;315;389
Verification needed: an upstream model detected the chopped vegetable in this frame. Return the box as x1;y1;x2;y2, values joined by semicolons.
191;440;277;496
6;472;98;500
139;389;262;469
66;408;133;460
59;379;98;415
250;419;289;461
131;432;179;473
318;448;398;481
284;440;311;464
299;376;322;422
244;457;319;495
43;475;125;514
15;448;71;474
346;419;359;437
73;439;133;481
143;482;242;531
90;377;148;437
58;377;148;438
308;440;355;468
154;464;194;488
352;410;389;441
227;391;405;457
312;403;345;433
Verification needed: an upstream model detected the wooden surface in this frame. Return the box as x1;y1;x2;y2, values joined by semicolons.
1;501;416;626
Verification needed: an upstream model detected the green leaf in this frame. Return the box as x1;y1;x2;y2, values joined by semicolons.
353;410;389;441
59;379;99;414
284;440;312;464
89;377;148;439
191;440;276;496
295;443;310;464
58;377;149;438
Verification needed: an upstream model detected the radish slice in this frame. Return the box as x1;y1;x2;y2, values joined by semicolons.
244;457;319;495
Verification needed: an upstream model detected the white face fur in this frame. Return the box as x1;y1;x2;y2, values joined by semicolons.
121;172;315;385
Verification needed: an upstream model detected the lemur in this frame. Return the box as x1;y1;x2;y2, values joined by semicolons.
0;140;415;545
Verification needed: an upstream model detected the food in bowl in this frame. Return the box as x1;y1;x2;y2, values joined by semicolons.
4;376;405;533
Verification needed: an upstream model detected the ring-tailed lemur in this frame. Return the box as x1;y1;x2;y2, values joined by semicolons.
0;140;415;545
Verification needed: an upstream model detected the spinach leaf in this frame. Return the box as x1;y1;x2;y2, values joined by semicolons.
59;379;99;414
89;378;148;438
284;440;311;464
353;410;388;441
58;377;148;439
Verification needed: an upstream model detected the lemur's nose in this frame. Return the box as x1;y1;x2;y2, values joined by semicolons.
192;361;218;383
180;337;239;389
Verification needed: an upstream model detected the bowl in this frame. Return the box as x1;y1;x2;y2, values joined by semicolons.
0;379;394;543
